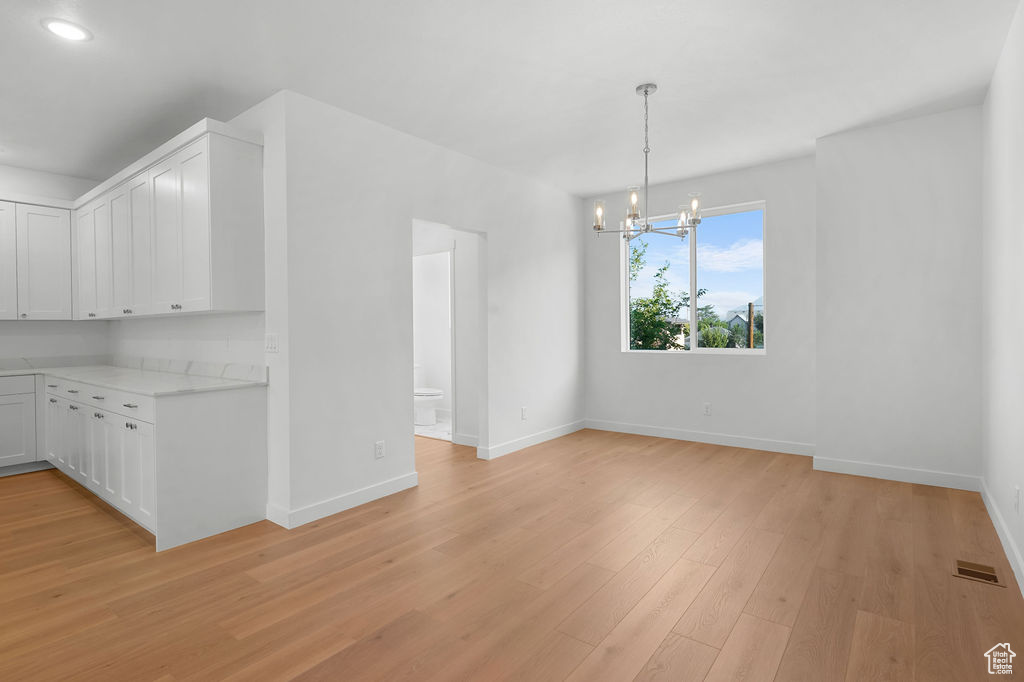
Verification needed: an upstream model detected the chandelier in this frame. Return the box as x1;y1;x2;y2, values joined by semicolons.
592;83;701;241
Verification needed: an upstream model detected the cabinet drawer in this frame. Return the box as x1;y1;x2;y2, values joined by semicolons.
0;375;36;395
43;376;65;395
49;378;155;423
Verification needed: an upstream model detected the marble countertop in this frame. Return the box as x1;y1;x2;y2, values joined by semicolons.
0;364;267;397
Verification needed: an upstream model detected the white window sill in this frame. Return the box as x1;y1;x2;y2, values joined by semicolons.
621;348;767;356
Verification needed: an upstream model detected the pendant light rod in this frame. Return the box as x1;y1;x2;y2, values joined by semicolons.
638;83;655;231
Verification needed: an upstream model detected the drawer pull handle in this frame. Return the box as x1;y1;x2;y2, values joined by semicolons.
49;398;57;403
47;384;57;388
123;403;138;409
67;389;78;394
94;412;104;419
69;405;78;411
91;395;104;400
88;313;96;318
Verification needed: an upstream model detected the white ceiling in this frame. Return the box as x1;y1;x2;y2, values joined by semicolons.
0;0;1018;196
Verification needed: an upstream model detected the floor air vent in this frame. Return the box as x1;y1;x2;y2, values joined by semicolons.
952;559;1005;587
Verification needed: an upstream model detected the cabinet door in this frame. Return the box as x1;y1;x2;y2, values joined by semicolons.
0;392;36;467
179;138;211;312
122;420;156;530
100;411;122;502
65;403;82;474
0;202;16;320
45;396;63;466
93;201;114;318
16;204;71;320
150;159;182;313
88;410;106;494
128;173;153;315
75;205;97;319
73;404;90;482
109;185;133;316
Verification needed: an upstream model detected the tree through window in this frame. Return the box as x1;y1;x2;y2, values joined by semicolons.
626;204;765;352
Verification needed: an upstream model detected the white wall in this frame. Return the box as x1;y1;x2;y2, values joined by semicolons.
982;1;1024;587
107;313;265;366
815;106;982;489
0;164;96;202
413;220;485;444
0;321;108;360
413;252;452;412
584;156;817;454
231;90;584;525
229;92;291;522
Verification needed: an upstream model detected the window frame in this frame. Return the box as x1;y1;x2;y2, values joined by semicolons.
620;199;767;356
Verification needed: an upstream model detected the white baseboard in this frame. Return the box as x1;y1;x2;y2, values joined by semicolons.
265;502;290;529
981;477;1024;597
269;471;419;529
477;420;586;460
584;419;815;457
453;432;478;447
0;460;55;478
812;456;981;492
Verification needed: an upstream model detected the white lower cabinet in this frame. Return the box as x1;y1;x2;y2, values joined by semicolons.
0;376;37;467
46;393;157;533
43;375;265;550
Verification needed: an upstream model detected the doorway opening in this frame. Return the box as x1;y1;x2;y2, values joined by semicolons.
412;220;486;452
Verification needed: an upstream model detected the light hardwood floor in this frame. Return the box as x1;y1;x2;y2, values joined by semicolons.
1;430;1022;680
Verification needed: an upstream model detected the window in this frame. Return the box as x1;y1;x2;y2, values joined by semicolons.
624;202;765;353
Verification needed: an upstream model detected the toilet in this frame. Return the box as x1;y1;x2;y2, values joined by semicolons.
413;365;445;426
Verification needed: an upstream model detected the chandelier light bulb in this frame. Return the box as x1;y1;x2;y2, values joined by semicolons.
627;186;641;221
593;200;606;231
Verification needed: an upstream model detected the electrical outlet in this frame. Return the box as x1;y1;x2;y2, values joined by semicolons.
703;402;712;417
264;333;280;354
521;406;527;421
374;440;385;460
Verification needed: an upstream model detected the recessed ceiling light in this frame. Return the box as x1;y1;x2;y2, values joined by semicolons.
42;18;93;42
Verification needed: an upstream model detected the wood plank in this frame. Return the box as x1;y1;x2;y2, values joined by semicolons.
703;613;791;682
518;502;650;589
858;519;914;622
843;609;914;682
565;558;716;682
559;526;699;644
634;632;719;682
744;533;823;627
587;494;698;572
773;568;862;682
673;528;784;647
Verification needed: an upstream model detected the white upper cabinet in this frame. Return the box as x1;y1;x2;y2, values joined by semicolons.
75;202;98;318
128;173;152;315
179;138;212;312
0;202;16;320
109;184;132;316
16;204;72;320
150;154;184;313
71;121;264;320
